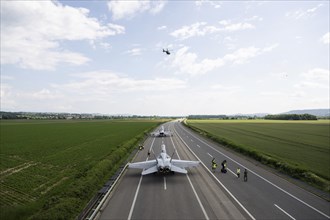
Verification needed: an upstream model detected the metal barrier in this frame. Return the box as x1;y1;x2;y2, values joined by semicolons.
77;163;128;220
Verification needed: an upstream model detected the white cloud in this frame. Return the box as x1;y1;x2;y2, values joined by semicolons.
125;48;143;56
210;84;241;94
302;68;329;81
0;83;18;110
107;0;166;20
99;42;112;50
157;25;167;30
294;82;329;89
245;15;263;21
1;75;15;80
170;45;276;75
320;32;330;44
1;1;124;70
170;47;220;75
53;71;186;93
195;0;222;9
262;43;279;52
170;22;220;40
219;20;255;32
286;4;323;19
171;20;255;40
149;1;166;14
295;68;329;89
0;83;11;100
30;89;63;100
1;71;186;113
270;72;289;80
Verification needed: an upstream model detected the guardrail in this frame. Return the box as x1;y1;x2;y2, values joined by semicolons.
77;141;144;220
78;129;156;219
77;163;129;220
91;163;128;220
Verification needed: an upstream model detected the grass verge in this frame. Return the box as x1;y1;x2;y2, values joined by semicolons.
183;120;330;193
0;120;163;220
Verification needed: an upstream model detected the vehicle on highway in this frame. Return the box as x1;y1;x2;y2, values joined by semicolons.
128;144;199;175
150;126;172;137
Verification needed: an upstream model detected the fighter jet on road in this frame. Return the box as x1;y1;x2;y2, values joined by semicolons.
128;144;200;175
150;126;172;137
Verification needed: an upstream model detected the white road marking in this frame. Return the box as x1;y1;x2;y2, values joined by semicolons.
191;139;194;142
179;124;330;219
207;153;213;158
197;144;201;148
170;136;209;220
226;168;237;176
174;127;256;220
128;138;156;220
274;204;296;220
127;175;143;220
164;177;167;190
186;172;209;220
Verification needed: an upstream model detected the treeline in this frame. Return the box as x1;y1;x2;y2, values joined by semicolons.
264;114;317;120
188;115;260;120
188;114;319;120
0;111;171;120
188;115;228;119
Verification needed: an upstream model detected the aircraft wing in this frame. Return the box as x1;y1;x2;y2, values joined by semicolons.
150;131;160;136
129;160;157;170
164;131;173;136
171;159;200;168
150;131;172;137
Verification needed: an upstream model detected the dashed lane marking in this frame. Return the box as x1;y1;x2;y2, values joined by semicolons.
274;204;296;220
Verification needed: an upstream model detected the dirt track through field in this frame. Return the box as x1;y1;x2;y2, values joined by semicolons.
0;162;38;179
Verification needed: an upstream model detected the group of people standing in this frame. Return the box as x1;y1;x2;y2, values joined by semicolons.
212;158;248;182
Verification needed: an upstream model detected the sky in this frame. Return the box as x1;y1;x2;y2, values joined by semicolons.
1;0;329;116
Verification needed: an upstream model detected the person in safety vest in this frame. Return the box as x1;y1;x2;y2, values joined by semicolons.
212;162;217;172
211;158;217;172
236;168;240;178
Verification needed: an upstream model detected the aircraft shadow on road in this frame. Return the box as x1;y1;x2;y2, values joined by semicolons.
126;169;199;180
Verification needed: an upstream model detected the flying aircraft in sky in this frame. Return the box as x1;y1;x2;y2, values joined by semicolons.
128;144;200;175
162;48;171;55
150;126;172;137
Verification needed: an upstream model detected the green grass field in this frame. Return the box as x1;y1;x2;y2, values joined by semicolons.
0;119;162;219
186;120;330;183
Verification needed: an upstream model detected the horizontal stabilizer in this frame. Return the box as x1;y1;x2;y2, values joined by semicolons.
171;165;188;174
129;160;157;170
142;165;158;175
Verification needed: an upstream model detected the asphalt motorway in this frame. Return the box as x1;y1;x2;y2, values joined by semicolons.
98;121;330;220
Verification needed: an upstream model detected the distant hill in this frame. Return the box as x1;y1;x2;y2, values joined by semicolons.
282;109;330;117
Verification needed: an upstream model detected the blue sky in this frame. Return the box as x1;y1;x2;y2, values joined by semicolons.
1;0;329;116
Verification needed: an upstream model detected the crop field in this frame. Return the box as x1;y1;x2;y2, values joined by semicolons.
0;119;163;219
186;120;330;182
